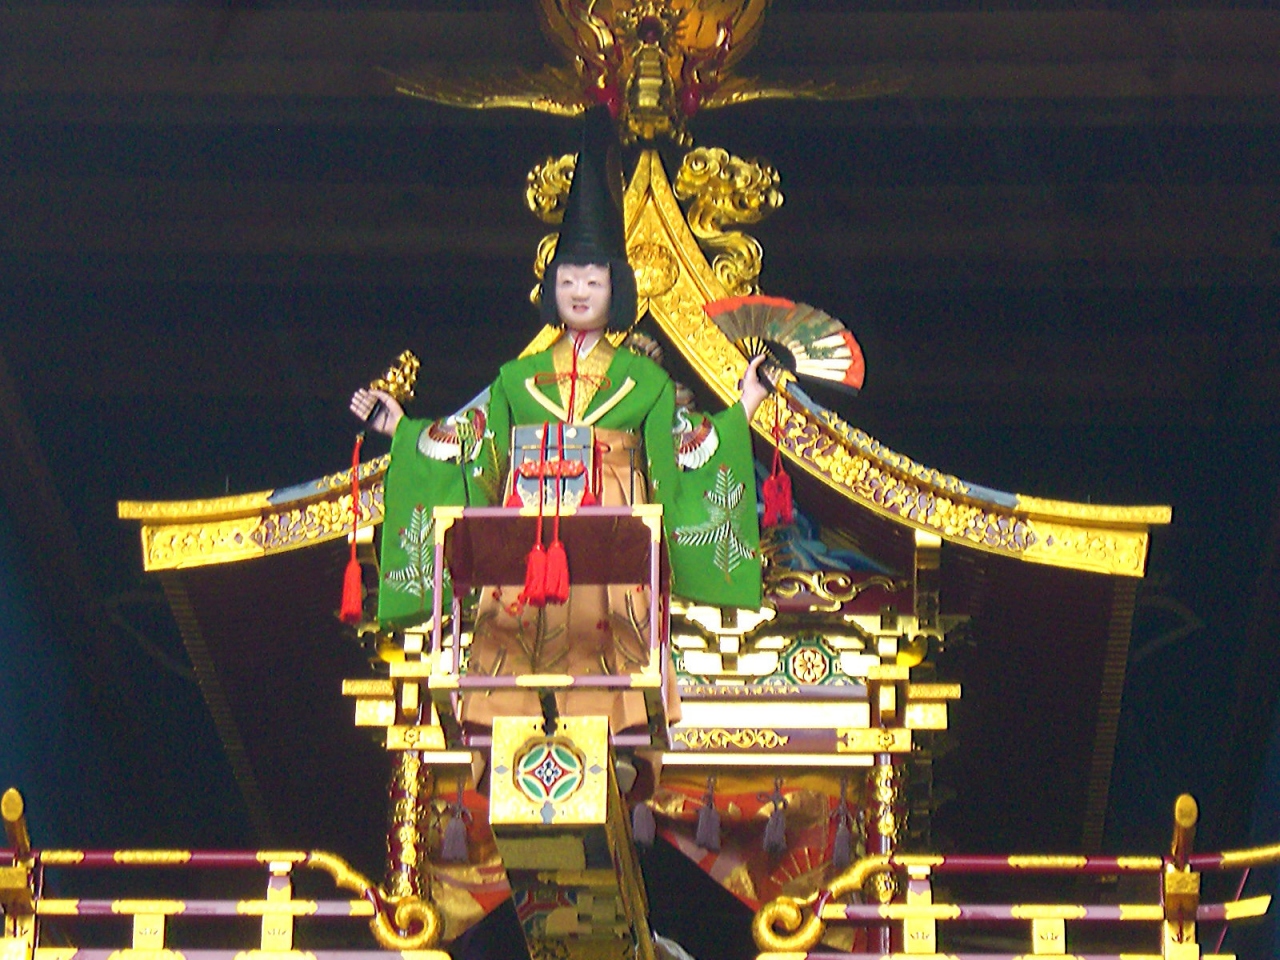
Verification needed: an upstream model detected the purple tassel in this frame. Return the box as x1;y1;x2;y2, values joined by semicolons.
761;779;788;856
441;813;468;862
763;807;786;856
632;802;656;847
831;778;854;871
695;804;720;851
832;815;853;871
695;778;720;851
440;785;470;863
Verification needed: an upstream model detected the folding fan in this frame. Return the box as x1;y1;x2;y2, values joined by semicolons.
703;295;865;393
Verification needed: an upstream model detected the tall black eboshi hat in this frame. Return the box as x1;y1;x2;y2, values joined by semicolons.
539;107;637;331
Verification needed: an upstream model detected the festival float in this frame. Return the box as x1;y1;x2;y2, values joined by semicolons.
3;3;1276;959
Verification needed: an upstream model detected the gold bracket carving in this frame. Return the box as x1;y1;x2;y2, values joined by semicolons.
304;851;442;950
674;147;782;295
839;728;911;754
526;153;578;305
526;153;577;224
767;570;907;613
671;728;789;750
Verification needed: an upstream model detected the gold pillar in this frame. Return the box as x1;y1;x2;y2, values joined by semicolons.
384;750;430;902
490;716;655;960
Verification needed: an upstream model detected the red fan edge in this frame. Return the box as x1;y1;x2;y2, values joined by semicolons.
702;294;796;317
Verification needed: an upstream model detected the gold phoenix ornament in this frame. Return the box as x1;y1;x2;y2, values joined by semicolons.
387;0;898;144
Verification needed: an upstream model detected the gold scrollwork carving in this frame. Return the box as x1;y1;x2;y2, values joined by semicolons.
306;851;376;899
630;240;680;299
766;399;1039;556
752;855;896;951
383;750;425;903
370;895;443;950
320;453;390;490
142;519;261;570
815;411;972;497
768;570;908;613
253;483;385;553
671;728;789;750
674;147;782;295
529;234;561;306
648;278;746;392
626;149;1157;577
680;683;802;697
867;763;903;849
305;851;441;950
865;869;898;904
869;766;898;806
1024;521;1148;577
526;153;577;224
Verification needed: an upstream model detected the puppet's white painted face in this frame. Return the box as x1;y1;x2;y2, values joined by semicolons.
554;263;611;332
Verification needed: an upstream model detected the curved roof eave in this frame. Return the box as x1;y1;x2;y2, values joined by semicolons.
118;149;1169;577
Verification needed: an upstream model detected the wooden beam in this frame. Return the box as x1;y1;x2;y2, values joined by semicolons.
3;177;1276;290
761;10;1280;64
1207;478;1280;846
1;7;1277;106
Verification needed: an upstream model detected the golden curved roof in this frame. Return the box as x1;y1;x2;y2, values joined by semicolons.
118;149;1169;577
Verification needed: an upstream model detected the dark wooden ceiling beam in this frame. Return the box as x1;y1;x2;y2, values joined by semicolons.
3;8;1278;105
761;10;1280;62
9;8;1278;63
4;177;1275;272
5;250;1278;292
8;286;1276;426
2;8;544;60
5;53;1275;102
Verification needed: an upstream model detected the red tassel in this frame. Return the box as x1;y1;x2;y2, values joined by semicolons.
540;421;570;605
521;543;547;608
544;539;569;605
339;433;365;625
339;557;363;625
763;395;794;527
518;423;551;607
762;469;793;527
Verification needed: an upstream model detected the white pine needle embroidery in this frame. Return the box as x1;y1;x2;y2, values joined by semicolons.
673;466;755;578
384;505;448;599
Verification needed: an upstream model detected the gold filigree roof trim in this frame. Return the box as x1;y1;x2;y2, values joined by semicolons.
119;457;389;572
120;150;1170;578
627;149;1170;577
1016;494;1172;527
119;491;273;523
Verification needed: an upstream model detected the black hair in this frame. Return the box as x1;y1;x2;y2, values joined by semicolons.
538;256;638;333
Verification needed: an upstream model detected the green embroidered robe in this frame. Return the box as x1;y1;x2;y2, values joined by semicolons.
377;341;762;627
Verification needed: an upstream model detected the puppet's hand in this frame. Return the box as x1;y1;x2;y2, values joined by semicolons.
740;354;770;422
350;388;403;437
